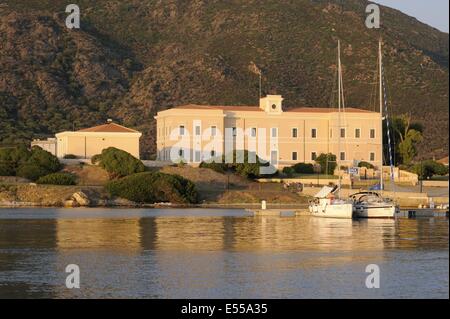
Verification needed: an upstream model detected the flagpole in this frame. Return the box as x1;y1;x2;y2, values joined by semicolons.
259;72;262;99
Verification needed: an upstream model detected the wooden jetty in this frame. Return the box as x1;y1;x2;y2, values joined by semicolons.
246;208;310;216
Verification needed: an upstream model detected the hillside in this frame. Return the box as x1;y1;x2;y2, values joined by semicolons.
0;0;448;159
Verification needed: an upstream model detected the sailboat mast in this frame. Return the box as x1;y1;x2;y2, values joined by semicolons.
337;40;342;198
379;39;384;191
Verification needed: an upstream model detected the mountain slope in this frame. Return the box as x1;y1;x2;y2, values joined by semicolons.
0;0;448;159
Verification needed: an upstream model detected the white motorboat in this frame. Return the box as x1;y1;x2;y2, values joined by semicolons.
309;185;354;219
350;191;399;218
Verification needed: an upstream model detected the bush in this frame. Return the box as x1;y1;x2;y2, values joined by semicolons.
292;163;314;174
412;160;449;179
358;161;375;169
16;164;50;181
0;163;15;176
28;146;62;172
37;172;76;185
91;154;102;165
199;150;273;179
106;172;198;204
199;161;227;174
282;166;295;177
97;147;145;178
63;154;78;159
315;153;337;175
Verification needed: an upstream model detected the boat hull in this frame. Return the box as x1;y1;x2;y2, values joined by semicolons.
354;204;398;218
310;203;354;219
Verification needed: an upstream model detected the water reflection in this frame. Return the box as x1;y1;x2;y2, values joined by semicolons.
47;215;448;252
0;209;448;299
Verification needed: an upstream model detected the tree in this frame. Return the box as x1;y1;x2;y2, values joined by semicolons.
315;153;337;175
412;160;449;180
390;114;423;165
98;147;145;178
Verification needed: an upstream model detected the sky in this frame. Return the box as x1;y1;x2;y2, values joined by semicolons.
374;0;449;32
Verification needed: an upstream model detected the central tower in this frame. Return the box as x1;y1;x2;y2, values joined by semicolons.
259;95;284;114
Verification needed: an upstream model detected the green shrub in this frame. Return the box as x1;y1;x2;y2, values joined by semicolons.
0;145;31;171
199;161;227;174
282;166;295;177
358;161;375;169
106;172;198;204
315;153;337;175
412;160;449;179
37;172;77;185
292;163;315;174
16;164;50;181
200;151;273;179
91;154;102;165
98;147;145;177
63;154;78;159
28;146;62;172
0;163;15;176
229;150;271;179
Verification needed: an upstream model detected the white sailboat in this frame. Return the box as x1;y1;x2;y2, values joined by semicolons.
352;39;399;219
309;40;354;219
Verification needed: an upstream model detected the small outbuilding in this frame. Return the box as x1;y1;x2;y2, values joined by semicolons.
55;120;142;159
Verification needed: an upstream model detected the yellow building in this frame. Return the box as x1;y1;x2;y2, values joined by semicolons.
155;95;382;169
55;121;142;159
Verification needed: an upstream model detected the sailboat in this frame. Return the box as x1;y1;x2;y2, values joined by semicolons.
309;40;354;219
351;39;399;219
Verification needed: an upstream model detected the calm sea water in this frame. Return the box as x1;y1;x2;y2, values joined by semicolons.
0;208;448;299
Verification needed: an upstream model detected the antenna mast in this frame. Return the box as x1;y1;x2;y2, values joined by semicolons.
379;39;384;192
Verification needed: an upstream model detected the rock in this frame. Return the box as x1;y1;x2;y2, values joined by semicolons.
64;199;79;208
72;191;91;206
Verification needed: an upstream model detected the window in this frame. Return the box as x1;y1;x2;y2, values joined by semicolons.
355;128;361;138
179;125;185;136
195;126;201;136
211;150;216;157
370;129;376;139
292;152;298;161
271;127;278;138
340;152;346;161
340;128;346;138
250;127;257;137
211;126;217;136
232;127;237;137
330;129;333;138
311;152;317;161
311;128;317;138
370;152;375;161
292;128;298;138
178;149;184;158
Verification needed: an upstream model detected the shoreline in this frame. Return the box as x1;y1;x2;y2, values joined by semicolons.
0;200;309;210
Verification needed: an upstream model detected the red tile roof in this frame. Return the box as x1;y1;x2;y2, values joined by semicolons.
173;104;376;113
77;122;139;133
437;156;449;165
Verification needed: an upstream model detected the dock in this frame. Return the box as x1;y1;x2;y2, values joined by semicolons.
397;208;449;218
247;207;448;218
246;208;310;216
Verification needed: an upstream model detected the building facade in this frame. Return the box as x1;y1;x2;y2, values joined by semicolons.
55;121;142;159
31;138;57;156
155;95;382;169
